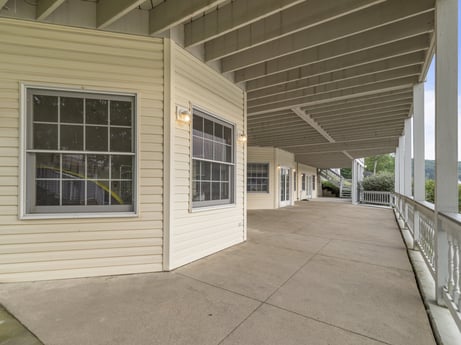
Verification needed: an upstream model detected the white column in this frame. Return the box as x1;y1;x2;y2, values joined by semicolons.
352;160;358;204
395;147;400;194
404;119;412;197
435;0;458;305
413;83;425;249
413;83;425;202
399;135;405;194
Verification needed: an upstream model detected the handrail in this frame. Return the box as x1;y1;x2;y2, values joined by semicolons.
394;192;461;331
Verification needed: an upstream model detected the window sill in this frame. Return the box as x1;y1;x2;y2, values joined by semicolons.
190;203;236;213
20;212;138;220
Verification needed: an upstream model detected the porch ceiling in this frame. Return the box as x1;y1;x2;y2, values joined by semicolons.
0;0;435;168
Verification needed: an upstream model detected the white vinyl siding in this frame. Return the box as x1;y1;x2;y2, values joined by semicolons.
298;163;319;199
0;19;164;282
168;42;245;269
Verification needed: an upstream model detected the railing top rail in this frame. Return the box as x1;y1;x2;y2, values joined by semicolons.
395;193;435;213
439;212;461;227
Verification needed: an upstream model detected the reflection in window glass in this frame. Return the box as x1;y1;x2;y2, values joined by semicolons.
60;97;83;123
60;125;83;151
34;124;58;150
86;99;108;125
33;95;58;122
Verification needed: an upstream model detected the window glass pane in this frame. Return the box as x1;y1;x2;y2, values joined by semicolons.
201;182;211;201
36;180;60;206
111;155;133;179
87;154;109;179
204;118;214;140
221;165;229;182
86;99;108;125
110;100;132;126
60;97;83;123
193;160;201;181
111;181;132;205
87;180;110;205
60;125;83;151
211;182;220;200
110;127;132;152
36;153;60;178
193;116;203;136
221;182;229;199
224;127;232;145
204;139;213;160
62;180;85;205
62;154;85;179
33;95;58;122
192;181;201;201
86;126;108;151
34;124;58;149
212;163;221;181
201;161;211;180
193;136;203;158
225;145;232;163
214;123;224;143
214;143;225;162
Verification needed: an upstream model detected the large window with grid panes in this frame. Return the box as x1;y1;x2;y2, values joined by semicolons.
192;108;234;208
247;163;269;192
24;88;136;215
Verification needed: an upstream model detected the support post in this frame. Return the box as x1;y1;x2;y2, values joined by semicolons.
395;147;400;195
399;135;405;196
352;160;358;205
413;83;425;248
435;0;458;305
404;118;412;197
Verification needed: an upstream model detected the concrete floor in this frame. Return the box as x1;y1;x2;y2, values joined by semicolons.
0;199;436;345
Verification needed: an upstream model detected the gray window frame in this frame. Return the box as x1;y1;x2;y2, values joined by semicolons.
247;163;269;193
24;87;137;215
191;108;235;208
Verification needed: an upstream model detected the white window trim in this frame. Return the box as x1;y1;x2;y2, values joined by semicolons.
19;83;140;220
189;105;237;211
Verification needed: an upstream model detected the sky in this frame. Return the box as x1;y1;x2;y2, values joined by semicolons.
422;0;461;160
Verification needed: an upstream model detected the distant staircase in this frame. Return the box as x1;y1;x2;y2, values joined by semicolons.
319;168;352;199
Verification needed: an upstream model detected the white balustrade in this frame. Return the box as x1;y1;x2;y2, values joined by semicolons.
360;191;392;206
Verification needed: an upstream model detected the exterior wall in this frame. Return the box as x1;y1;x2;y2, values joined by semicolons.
247;147;296;209
0;19;164;282
296;163;319;200
247;147;276;210
168;42;246;269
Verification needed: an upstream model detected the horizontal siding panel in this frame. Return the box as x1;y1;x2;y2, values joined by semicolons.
0;238;162;255
0;263;162;283
0;19;164;281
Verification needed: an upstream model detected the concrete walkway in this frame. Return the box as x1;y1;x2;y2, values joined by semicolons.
0;200;435;345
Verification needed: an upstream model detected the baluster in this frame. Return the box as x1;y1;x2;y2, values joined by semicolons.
447;232;455;295
454;235;461;309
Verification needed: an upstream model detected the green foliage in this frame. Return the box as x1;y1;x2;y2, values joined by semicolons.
361;172;394;192
340;168;352;179
364;154;395;175
322;180;339;197
425;179;435;203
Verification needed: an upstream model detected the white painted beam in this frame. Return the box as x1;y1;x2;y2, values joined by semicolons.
36;0;65;20
245;39;428;91
247;65;421;107
291;108;336;143
312;103;411;120
97;0;146;29
207;0;434;63
287;138;400;154
413;83;425;202
149;0;227;35
184;0;304;47
434;0;458;305
247;54;424;99
248;78;417;115
231;13;433;76
204;0;386;61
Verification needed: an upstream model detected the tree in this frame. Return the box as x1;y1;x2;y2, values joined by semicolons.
364;154;395;175
340;168;352;179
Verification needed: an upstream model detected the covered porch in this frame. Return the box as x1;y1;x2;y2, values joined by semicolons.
0;200;435;345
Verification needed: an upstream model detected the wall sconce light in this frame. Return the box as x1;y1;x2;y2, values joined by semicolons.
176;106;191;123
238;133;247;143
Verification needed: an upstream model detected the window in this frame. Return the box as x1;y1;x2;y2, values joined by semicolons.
192;109;234;207
247;163;269;192
302;173;306;191
312;175;316;190
293;171;297;191
25;88;136;215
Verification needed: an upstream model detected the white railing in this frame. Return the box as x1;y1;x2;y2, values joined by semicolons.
394;193;461;330
360;191;392;206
